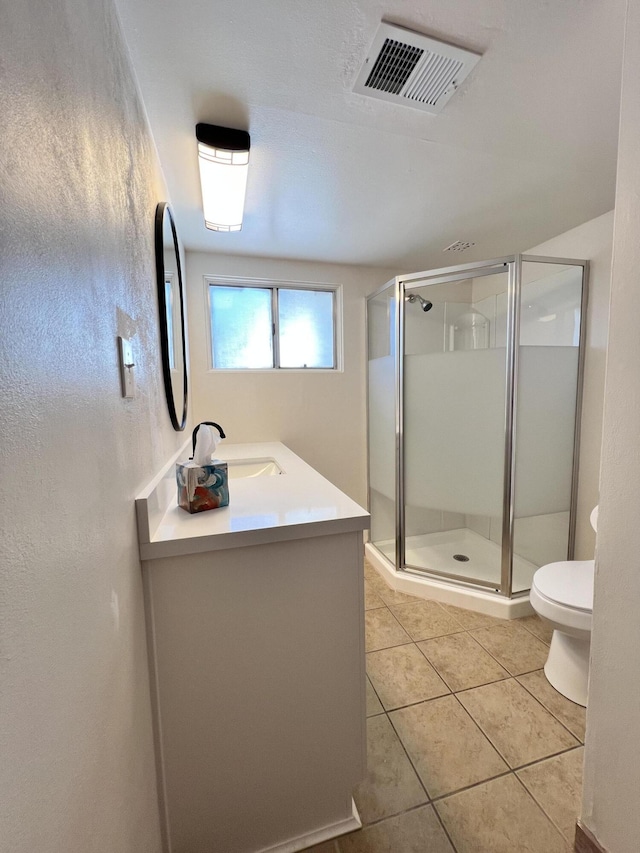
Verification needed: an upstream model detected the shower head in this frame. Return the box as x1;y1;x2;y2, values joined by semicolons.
405;293;433;312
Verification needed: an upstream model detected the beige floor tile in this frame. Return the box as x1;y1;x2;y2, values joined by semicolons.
362;560;425;606
353;714;427;824
363;571;392;599
436;773;570;853
303;841;338;852
338;804;454;853
517;670;586;741
364;560;383;582
518;613;554;644
367;643;449;710
439;602;505;630
376;586;423;607
389;600;464;642
470;621;550;675
365;608;411;652
364;580;385;611
366;676;384;717
457;679;578;768
389;695;507;798
418;632;510;692
517;747;583;843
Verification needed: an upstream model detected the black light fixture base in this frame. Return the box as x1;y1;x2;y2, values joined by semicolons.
195;123;250;152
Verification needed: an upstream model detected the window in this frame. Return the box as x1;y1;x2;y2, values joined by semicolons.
207;278;339;370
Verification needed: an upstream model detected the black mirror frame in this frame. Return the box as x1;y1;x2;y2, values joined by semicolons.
155;202;188;431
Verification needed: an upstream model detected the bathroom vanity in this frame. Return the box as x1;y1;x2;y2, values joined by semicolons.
136;441;369;853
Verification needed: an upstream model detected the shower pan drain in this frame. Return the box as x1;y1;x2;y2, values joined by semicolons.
453;554;470;562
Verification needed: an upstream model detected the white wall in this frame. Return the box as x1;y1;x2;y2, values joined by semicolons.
0;1;185;850
526;211;614;559
581;2;640;850
186;252;396;505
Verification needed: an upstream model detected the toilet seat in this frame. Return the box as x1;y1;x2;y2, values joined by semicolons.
530;559;594;635
533;560;594;611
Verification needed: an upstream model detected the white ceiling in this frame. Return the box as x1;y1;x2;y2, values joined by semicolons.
117;0;625;271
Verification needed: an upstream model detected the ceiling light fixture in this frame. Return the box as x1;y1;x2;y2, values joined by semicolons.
195;123;250;232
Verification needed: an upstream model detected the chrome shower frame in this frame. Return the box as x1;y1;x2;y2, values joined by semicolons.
366;253;589;599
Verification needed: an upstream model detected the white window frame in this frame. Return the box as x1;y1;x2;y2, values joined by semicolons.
204;275;343;372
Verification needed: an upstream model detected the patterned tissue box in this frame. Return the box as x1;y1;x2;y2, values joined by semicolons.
176;459;229;513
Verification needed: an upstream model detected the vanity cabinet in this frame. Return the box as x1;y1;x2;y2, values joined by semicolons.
137;442;369;853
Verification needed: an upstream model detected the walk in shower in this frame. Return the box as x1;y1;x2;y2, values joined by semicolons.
366;255;588;615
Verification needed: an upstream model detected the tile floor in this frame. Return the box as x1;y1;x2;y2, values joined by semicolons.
305;558;586;853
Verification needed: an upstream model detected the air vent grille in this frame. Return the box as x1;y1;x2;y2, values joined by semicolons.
353;22;481;114
443;240;476;253
404;54;464;106
365;39;424;95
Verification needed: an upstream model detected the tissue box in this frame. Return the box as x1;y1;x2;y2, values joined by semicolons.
176;459;229;514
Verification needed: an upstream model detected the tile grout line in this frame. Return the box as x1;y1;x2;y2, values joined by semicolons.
516;676;586;744
414;634;512;693
364;671;386;716
362;564;582;851
513;741;584;773
336;802;462;853
430;765;574;852
448;688;518;770
382;684;462;853
430;798;460;853
361;627;465;852
383;648;432;802
453;680;580;778
364;586;450;849
467;627;548;676
517;618;554;645
511;769;573;847
429;766;520;805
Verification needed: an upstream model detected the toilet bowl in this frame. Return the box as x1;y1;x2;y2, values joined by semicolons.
529;508;597;707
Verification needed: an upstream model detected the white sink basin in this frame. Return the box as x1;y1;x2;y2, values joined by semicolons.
227;458;283;479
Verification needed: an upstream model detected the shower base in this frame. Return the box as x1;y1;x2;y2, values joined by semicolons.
366;527;535;619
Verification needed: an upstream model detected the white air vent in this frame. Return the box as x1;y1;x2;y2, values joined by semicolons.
443;240;476;253
353;22;481;114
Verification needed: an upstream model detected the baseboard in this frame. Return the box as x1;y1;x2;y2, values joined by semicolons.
575;822;608;853
255;799;362;853
364;541;533;619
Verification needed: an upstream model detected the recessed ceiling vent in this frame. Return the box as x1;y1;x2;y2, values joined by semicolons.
443;240;476;253
353;22;481;114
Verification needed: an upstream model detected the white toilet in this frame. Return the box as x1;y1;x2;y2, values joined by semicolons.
529;507;597;707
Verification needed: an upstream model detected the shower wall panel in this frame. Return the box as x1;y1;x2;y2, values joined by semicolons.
404;348;506;515
515;346;579;517
368;354;395;506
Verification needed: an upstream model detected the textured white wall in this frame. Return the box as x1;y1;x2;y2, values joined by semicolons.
186;252;396;505
526;210;614;559
0;1;186;850
581;2;640;850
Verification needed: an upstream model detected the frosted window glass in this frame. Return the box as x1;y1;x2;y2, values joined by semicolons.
210;286;273;368
278;289;334;368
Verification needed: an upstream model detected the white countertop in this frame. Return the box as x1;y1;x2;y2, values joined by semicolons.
136;440;370;560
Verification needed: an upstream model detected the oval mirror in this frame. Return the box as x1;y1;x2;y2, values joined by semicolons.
155;202;188;430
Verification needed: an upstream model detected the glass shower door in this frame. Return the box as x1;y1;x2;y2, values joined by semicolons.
367;282;397;563
401;268;511;590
